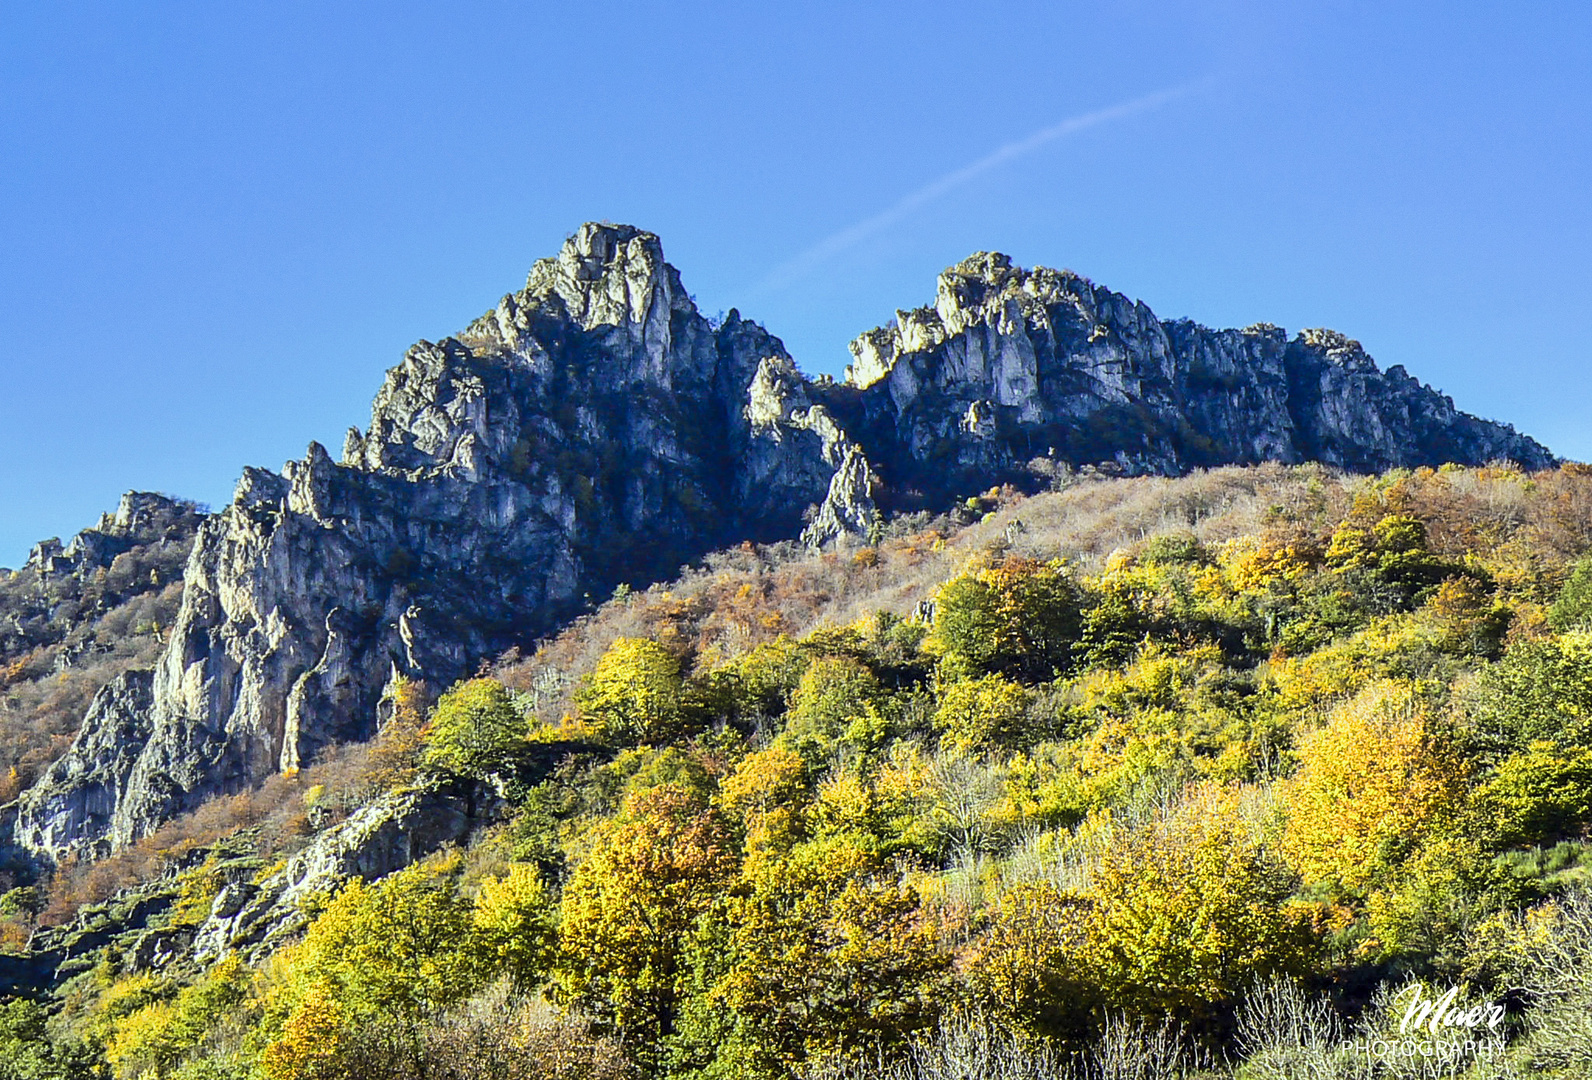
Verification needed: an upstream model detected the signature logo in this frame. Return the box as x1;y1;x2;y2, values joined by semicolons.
1397;984;1505;1036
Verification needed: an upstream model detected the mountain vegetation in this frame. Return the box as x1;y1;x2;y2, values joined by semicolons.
5;463;1592;1078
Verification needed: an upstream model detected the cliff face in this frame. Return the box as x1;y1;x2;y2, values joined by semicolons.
12;225;1553;860
829;253;1552;505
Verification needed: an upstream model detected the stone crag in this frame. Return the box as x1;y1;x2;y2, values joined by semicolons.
11;224;1555;862
826;252;1551;506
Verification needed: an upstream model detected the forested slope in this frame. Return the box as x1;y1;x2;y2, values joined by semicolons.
4;463;1592;1078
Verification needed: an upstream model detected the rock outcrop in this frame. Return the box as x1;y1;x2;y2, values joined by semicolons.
191;779;488;963
2;492;203;665
826;253;1552;506
20;492;200;580
16;225;837;860
13;225;1555;861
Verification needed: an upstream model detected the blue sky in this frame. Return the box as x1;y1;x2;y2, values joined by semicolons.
2;1;1589;567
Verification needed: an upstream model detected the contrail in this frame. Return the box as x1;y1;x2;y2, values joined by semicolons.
751;78;1215;295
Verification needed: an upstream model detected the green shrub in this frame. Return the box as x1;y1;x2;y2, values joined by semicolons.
423;678;526;779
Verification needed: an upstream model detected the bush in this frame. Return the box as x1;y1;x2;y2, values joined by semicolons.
782;656;887;766
1279;682;1466;895
931;675;1033;755
1475;742;1592;848
930;557;1082;682
1470;632;1592;756
1078;786;1323;1028
1551;555;1592;631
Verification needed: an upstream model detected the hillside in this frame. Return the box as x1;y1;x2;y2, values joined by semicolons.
0;222;1579;1080
2;464;1592;1078
6;223;1554;869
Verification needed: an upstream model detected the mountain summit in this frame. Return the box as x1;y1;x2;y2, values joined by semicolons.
12;223;1553;860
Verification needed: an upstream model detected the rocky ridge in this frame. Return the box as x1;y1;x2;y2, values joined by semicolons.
11;224;1555;862
827;252;1551;505
2;492;202;665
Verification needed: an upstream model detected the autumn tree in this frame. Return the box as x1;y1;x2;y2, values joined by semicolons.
1324;512;1451;609
718;744;811;856
422;678;526;781
671;837;948;1077
576;638;698;746
1473;741;1592;848
471;863;557;992
365;676;429;791
1470;631;1592;756
781;655;887;766
555;784;737;1071
930;556;1082;682
259;863;481;1077
932;673;1033;755
1549;554;1592;631
106;953;250;1079
1279;681;1467;894
965;882;1096;1043
260;983;349;1080
1078;786;1322;1026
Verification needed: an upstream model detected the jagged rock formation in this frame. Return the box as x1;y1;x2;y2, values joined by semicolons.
16;225;842;860
20;492;199;580
13;225;1554;862
2;493;202;663
827;253;1552;505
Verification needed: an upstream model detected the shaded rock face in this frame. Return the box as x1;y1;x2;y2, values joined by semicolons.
14;671;155;857
14;227;1555;861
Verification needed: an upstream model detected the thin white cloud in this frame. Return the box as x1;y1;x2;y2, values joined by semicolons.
752;78;1216;296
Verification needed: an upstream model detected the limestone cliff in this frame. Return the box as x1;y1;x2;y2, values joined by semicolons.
12;226;1554;860
829;252;1552;506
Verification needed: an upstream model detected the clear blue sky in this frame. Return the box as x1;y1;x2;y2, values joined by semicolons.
2;2;1589;567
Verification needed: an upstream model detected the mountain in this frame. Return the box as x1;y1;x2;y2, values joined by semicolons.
8;223;1554;862
0;493;202;835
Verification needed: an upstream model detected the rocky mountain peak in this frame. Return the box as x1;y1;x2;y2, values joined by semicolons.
22;492;200;577
10;225;1556;862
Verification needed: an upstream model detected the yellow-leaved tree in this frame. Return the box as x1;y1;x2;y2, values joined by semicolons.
965;881;1095;1043
1279;680;1467;895
575;637;697;745
1076;785;1322;1023
471;863;556;991
932;673;1033;755
672;835;949;1078
782;655;887;765
104;953;250;1079
554;783;737;1071
365;676;429;791
258;863;480;1079
421;678;526;781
